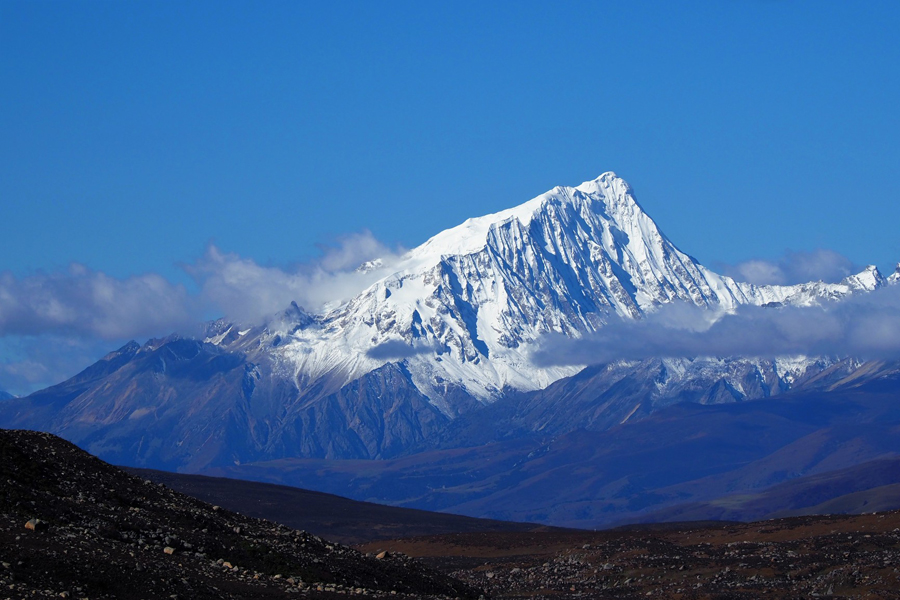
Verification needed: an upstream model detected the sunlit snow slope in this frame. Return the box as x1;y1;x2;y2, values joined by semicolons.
213;172;884;415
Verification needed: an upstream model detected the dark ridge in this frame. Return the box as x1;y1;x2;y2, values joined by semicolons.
0;428;480;600
609;519;743;532
127;467;553;544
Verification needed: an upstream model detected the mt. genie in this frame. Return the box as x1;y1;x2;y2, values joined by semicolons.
0;173;891;473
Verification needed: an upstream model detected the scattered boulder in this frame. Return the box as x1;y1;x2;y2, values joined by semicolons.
24;518;47;531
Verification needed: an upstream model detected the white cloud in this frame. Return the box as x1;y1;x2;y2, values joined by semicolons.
0;265;193;340
187;231;405;324
0;231;405;393
531;284;900;366
718;249;857;285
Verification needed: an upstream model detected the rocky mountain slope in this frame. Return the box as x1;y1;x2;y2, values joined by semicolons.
0;172;889;470
0;429;479;599
210;363;900;529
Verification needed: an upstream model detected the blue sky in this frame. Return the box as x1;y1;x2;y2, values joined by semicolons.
2;0;900;394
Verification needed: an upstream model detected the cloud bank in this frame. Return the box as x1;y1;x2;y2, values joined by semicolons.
189;231;403;325
0;265;194;340
0;230;403;341
717;249;859;286
531;284;900;367
0;231;403;395
1;236;896;396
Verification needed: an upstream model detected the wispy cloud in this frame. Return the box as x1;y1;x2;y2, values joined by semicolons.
0;231;403;342
0;265;194;340
365;339;438;360
530;284;900;366
187;231;405;325
716;249;858;286
0;335;124;397
0;231;404;394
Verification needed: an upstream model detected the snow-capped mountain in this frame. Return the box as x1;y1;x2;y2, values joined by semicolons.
0;172;889;469
209;172;883;412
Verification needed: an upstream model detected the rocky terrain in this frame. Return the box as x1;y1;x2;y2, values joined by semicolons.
0;429;480;600
362;511;900;598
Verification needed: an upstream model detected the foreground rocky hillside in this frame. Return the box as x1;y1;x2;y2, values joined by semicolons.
0;429;479;600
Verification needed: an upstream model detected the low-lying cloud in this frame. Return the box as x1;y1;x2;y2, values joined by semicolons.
0;265;194;340
0;231;403;342
531;284;900;367
0;335;118;397
717;249;859;286
0;231;404;395
366;339;438;360
189;231;404;325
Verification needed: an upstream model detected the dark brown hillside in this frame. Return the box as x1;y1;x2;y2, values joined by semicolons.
0;429;480;600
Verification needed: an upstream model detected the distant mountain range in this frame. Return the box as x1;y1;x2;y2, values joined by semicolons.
1;172;899;528
209;362;900;528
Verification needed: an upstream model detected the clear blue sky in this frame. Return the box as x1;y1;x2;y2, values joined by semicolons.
2;0;900;393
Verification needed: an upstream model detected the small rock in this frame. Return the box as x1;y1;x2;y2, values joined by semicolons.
375;551;387;560
163;547;175;555
25;518;47;531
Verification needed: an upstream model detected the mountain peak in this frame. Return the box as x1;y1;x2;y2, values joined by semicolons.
405;171;640;263
840;265;884;290
888;263;900;285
